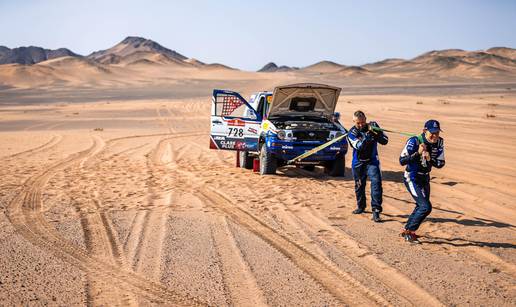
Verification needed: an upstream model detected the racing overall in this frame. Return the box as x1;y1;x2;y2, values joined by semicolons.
347;122;388;212
399;134;445;231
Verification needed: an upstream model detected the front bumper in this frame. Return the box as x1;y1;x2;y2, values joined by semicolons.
266;138;348;162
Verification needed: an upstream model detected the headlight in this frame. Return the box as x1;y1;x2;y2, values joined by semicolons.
277;130;286;140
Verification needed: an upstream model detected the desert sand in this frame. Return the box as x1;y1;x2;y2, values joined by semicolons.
1;42;516;306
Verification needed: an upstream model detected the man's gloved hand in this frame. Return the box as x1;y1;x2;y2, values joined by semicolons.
418;143;426;155
366;123;379;138
423;151;431;161
418;143;431;161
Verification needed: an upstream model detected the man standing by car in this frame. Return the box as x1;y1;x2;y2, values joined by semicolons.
347;111;389;222
399;120;445;243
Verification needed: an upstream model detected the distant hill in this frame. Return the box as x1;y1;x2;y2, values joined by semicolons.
301;60;346;73
362;58;405;71
335;66;371;76
184;58;205;66
0;38;514;88
360;47;516;78
87;36;189;66
204;63;236;70
258;62;279;72
0;46;80;64
258;62;296;72
487;47;516;60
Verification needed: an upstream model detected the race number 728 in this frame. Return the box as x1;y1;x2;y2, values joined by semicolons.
228;127;244;137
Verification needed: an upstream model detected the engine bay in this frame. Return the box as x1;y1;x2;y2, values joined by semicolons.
271;120;338;131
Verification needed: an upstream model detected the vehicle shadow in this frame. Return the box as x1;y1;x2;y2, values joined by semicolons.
279;167;405;183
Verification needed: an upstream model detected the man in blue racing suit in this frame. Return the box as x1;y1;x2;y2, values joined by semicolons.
347;110;388;222
399;119;445;243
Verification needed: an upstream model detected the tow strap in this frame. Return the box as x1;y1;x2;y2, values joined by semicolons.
371;126;424;143
287;133;348;164
287;126;423;164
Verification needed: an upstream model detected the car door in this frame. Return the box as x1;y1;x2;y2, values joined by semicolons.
210;89;262;151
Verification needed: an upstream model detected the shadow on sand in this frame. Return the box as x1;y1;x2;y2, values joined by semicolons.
381;212;515;230
421;236;516;249
279;167;406;183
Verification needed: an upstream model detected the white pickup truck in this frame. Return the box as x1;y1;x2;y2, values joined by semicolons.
210;83;348;176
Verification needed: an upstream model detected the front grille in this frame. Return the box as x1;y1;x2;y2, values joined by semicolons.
293;130;329;141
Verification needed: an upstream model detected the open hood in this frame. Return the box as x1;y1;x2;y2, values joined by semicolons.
268;83;341;117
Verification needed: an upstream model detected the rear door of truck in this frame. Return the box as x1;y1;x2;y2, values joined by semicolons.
210;89;261;151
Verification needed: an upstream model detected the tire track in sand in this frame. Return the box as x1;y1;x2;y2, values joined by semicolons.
168;135;389;305
129;137;173;277
282;169;444;306
296;167;515;304
6;134;207;306
172;143;441;306
169;137;270;305
74;135;138;305
197;187;383;306
2;134;63;159
257;202;413;306
156;106;175;134
299;205;443;307
381;195;516;278
137;136;268;306
124;133;204;278
210;216;268;307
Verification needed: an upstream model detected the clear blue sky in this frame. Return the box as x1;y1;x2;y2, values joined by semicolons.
1;0;515;70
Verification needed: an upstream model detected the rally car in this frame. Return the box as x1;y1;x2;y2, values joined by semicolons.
209;83;348;176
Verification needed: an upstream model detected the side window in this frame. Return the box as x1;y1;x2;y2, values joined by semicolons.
264;95;272;118
215;93;257;119
257;96;265;118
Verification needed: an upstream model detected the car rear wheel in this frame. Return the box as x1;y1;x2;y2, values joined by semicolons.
325;153;345;177
259;145;277;175
239;151;254;169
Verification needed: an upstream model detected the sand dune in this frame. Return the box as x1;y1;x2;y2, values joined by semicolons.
1;38;514;90
0;84;515;305
0;57;125;88
0;63;63;87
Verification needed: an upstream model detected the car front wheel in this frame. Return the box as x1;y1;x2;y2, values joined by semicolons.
259;145;277;175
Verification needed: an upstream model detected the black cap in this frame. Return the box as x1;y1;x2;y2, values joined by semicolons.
424;119;442;133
